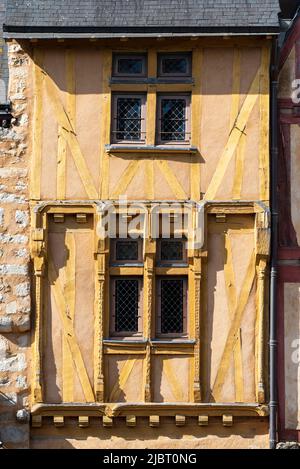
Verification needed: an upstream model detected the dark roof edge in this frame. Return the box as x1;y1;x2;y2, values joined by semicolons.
3;24;280;39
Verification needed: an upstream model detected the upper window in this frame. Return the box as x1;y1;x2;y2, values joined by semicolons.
113;54;147;78
158;53;192;78
157;238;187;266
112;93;146;144
110;238;143;265
156;93;191;145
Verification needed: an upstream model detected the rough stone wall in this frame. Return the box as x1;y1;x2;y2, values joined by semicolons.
0;40;31;449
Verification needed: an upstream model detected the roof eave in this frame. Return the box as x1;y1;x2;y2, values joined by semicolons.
3;25;280;39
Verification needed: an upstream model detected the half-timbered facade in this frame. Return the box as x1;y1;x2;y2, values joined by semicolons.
0;0;280;449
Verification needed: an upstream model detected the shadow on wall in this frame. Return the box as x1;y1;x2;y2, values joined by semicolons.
21;39;264;98
29;416;269;449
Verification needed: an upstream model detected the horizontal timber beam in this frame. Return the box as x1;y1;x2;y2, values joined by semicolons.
31;403;269;419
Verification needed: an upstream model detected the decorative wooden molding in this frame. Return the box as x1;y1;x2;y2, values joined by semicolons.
126;415;137;427
222;415;233;427
53;213;65;223
192;254;202;403
31;223;46;404
78;416;89;428
76;213;87;223
103;416;113;427
31;403;269;420
216;213;227;223
28;201;270;417
198;415;208;426
256;258;267;404
53;416;64;427
94;207;107;402
175;415;186;426
143;237;155;402
149;415;160;427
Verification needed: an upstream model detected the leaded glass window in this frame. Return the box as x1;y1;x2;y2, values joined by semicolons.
160;240;184;262
157;278;187;336
110;238;143;265
158;53;191;77
112;94;146;143
157;94;190;144
113;54;147;77
111;278;143;335
116;240;139;261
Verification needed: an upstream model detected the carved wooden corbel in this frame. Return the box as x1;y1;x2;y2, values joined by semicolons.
255;209;270;404
94;207;108;403
31;227;46;404
143;237;156;403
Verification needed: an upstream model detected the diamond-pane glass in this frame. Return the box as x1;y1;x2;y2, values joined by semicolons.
116;98;142;141
116;240;139;261
160;99;186;141
115;279;139;332
161;279;184;333
162;57;187;75
117;58;143;75
161;240;183;261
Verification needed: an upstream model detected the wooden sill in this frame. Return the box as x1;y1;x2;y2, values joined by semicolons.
105;144;198;155
109;266;144;275
103;339;147;346
110;77;195;85
155;266;189;275
31;403;269;421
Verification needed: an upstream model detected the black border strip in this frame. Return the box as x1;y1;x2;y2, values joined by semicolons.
3;24;280;35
